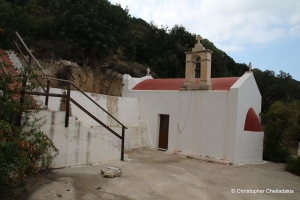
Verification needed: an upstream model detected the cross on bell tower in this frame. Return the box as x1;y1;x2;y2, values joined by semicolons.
196;35;202;44
192;35;205;52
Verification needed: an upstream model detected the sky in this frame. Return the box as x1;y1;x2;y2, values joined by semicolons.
109;0;300;81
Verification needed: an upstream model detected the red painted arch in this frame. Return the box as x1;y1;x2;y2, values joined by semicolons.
244;108;263;132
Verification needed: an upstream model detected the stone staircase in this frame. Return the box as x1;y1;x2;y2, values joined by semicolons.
0;50;23;73
0;49;23;101
7;51;23;72
1;50;15;74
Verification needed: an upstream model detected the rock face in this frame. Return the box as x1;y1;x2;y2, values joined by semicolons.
19;58;123;97
59;59;80;68
101;167;122;178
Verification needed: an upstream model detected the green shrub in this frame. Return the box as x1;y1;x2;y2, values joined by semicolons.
263;101;300;162
285;157;300;176
0;60;58;197
263;121;290;162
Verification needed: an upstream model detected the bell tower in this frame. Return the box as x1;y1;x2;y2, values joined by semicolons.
181;35;213;90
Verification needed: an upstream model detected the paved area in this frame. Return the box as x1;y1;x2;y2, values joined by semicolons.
25;149;299;200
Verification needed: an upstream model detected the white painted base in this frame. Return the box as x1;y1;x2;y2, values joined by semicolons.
34;110;150;168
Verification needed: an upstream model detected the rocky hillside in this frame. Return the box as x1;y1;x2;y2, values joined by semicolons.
20;57;124;96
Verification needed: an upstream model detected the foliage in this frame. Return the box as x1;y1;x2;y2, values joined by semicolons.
285;157;300;176
263;100;300;162
253;69;300;115
0;0;56;49
101;61;153;78
201;39;248;78
127;19;250;78
263;120;290;162
129;22;196;78
0;61;58;195
57;0;131;65
0;0;250;77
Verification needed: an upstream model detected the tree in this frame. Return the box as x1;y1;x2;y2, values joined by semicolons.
57;0;131;65
253;69;300;115
0;0;57;49
263;100;300;162
129;23;196;78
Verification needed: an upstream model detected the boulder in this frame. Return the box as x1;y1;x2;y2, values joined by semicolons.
101;167;122;178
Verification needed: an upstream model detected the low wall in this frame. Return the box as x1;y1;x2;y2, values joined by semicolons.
34;110;150;168
36;110;120;168
35;88;140;127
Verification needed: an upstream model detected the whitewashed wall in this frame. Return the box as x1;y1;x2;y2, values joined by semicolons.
34;109;149;168
125;89;238;162
34;111;120;168
36;88;141;127
232;72;264;164
123;74;153;90
34;87;64;111
182;90;231;161
123;87;234;162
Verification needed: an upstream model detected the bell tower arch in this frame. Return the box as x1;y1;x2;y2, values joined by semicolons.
181;35;213;90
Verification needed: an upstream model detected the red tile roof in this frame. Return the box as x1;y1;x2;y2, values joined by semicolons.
132;77;239;91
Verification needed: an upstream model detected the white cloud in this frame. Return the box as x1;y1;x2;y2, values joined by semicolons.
110;0;300;52
218;44;245;52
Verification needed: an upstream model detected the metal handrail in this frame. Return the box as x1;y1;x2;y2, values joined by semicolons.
70;98;122;139
22;77;127;161
15;32;46;76
70;97;125;160
39;76;128;129
14;35;47;92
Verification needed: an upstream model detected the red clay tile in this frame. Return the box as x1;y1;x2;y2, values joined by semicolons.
132;77;239;91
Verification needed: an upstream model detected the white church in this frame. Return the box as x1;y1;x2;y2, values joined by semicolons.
122;35;264;164
1;35;264;167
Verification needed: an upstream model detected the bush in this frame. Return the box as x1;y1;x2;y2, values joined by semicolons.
263;121;290;162
0;60;58;197
263;101;300;162
285;157;300;176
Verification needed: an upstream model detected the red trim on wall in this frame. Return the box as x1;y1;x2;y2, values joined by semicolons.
244;108;263;132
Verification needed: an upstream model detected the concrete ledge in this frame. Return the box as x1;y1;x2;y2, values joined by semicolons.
171;150;233;165
180;85;212;90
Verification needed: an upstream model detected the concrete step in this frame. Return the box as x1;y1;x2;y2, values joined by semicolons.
34;110;121;168
6;51;23;72
35;99;44;107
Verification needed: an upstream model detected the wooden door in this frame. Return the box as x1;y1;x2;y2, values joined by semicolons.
158;114;169;149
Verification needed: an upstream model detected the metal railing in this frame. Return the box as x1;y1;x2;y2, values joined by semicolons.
14;32;126;161
14;32;46;76
14;32;47;92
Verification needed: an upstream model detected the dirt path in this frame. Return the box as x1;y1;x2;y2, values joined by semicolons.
22;149;300;200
